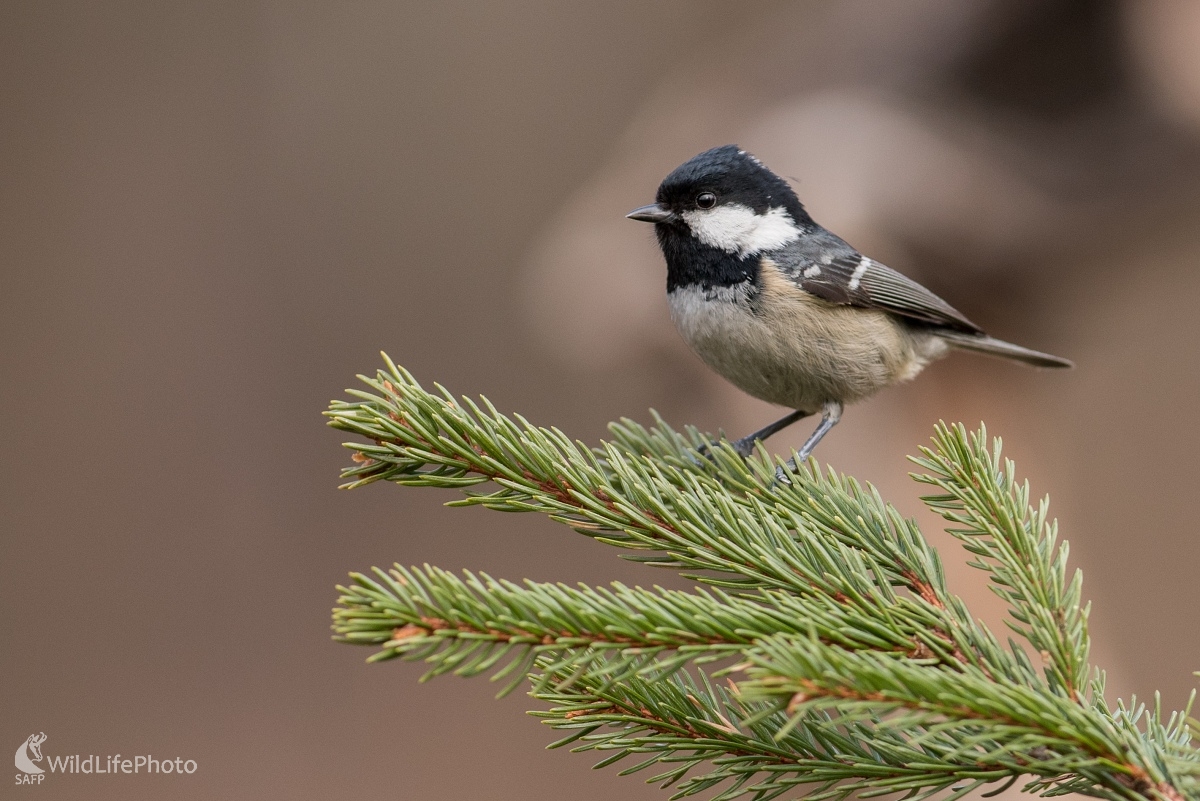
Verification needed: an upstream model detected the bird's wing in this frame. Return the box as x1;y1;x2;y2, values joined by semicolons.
777;247;983;334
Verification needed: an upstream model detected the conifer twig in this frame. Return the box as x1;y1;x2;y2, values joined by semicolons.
327;355;1199;801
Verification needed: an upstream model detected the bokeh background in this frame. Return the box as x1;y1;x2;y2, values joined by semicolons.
3;1;1199;799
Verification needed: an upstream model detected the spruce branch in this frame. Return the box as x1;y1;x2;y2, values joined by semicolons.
328;355;944;600
327;355;1198;801
740;634;1162;801
911;426;1090;703
333;564;951;697
534;660;1014;801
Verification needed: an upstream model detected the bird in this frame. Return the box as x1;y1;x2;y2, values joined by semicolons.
626;144;1072;470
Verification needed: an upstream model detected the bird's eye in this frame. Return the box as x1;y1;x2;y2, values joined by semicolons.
696;192;717;209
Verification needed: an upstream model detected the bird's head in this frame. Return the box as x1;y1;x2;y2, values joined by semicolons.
627;145;813;259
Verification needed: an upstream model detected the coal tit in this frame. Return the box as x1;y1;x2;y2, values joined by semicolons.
627;145;1072;466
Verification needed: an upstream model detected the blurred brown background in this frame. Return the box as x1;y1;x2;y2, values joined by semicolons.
2;2;1198;799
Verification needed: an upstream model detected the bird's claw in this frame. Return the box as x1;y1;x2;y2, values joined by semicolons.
695;436;759;463
774;458;797;485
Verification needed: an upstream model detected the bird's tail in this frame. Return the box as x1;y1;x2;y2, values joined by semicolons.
938;331;1074;369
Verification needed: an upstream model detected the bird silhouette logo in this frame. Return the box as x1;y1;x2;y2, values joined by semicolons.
15;732;47;775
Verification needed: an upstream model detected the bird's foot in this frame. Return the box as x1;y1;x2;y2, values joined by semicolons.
695;433;760;462
726;434;762;459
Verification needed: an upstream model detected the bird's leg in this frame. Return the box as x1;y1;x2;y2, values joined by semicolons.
727;409;811;457
776;401;843;482
696;409;810;460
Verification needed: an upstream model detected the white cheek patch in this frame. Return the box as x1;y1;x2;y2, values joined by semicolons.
680;204;801;257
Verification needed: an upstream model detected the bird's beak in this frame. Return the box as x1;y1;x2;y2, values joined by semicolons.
626;203;676;224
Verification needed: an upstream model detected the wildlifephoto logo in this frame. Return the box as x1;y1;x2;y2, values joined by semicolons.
14;732;197;787
15;733;47;781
